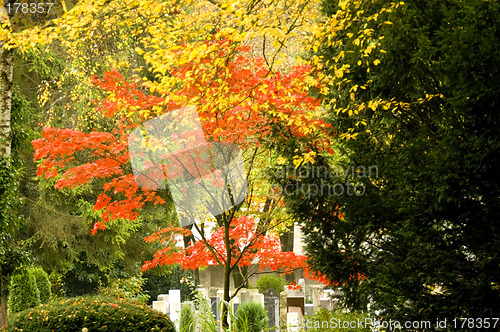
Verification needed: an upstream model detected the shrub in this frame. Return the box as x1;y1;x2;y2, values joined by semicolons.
256;274;284;294
7;269;41;315
235;301;268;332
180;303;196;332
29;267;52;304
7;295;175;331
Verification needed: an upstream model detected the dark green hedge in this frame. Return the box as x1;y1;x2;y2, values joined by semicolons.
7;296;175;332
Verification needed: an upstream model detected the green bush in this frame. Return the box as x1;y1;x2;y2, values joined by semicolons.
7;296;175;331
256;274;284;294
300;308;371;331
180;303;196;332
235;301;269;332
7;269;41;315
29;267;52;304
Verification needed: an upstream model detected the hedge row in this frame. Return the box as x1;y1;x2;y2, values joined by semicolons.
7;296;175;332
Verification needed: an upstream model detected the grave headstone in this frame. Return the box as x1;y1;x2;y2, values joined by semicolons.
239;290;251;303
169;290;181;331
264;289;280;330
157;294;169;302
254;293;265;307
152;301;168;314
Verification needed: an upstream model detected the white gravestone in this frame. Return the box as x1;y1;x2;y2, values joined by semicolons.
169;290;181;331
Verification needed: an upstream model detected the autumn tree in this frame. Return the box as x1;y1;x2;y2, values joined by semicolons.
285;0;500;322
33;29;333;326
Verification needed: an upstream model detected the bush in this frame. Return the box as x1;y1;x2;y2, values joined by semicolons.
29;267;52;304
180;304;196;332
7;269;41;315
235;301;268;332
256;274;284;294
7;295;175;331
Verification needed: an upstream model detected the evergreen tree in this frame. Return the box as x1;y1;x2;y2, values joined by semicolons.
287;0;500;322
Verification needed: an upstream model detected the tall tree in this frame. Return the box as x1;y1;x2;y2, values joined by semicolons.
290;0;500;323
33;40;331;327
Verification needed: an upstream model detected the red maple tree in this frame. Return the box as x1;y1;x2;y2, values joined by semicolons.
33;38;334;327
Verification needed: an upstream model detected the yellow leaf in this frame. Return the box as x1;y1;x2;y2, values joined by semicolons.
293;156;303;168
277;157;287;165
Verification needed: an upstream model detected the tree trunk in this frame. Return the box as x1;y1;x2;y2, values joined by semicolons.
222;258;231;331
0;5;14;328
0;15;13;159
221;218;232;331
